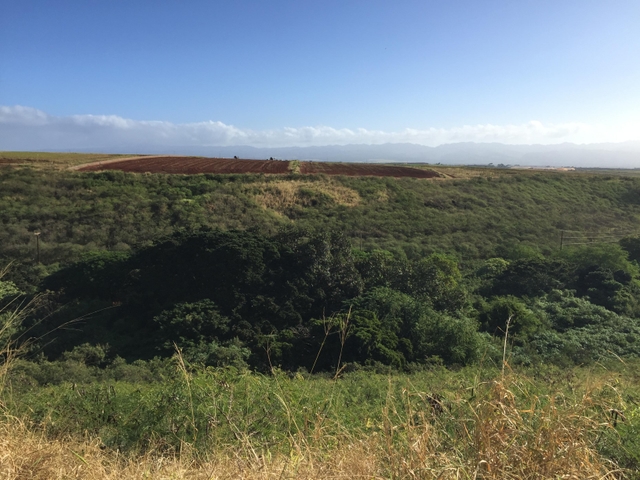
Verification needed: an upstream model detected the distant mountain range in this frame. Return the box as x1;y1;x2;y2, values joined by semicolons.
64;141;640;168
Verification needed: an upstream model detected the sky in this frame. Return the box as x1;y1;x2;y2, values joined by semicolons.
1;0;640;150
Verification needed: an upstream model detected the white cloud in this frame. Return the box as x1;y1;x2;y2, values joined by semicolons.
0;105;636;151
0;105;50;126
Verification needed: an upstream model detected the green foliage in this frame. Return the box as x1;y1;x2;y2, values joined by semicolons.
152;300;250;368
6;363;501;454
16;221;640;370
484;258;572;298
557;244;638;276
33;229;366;369
354;251;466;312
600;405;640;478
0;280;22;301
5;167;640;265
344;310;405;368
410;311;484;364
0;276;25;348
620;235;640;263
43;250;130;301
519;290;640;364
7;164;640;472
353;249;402;290
10;359;633;470
532;290;619;331
8;353;175;388
6;167;640;370
495;242;543;261
477;296;546;340
181;338;251;369
555;244;640;315
408;253;466;311
475;257;509;278
62;343;109;367
153;300;230;352
348;287;483;366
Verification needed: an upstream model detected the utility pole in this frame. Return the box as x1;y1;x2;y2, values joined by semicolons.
34;231;41;264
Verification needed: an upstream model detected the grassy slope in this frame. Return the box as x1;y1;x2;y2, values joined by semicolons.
2;158;640;266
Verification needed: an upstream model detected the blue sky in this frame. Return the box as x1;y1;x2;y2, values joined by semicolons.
1;0;640;149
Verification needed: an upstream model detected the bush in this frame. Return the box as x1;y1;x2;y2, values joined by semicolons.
477;296;546;340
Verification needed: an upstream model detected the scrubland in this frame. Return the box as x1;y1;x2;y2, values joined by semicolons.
3;152;640;477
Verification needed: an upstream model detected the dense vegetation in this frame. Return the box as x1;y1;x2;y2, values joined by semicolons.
4;165;640;268
4;157;640;476
3;163;640;370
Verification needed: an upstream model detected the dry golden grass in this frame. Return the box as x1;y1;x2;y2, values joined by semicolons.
1;420;382;480
469;378;621;479
249;180;361;213
408;164;587;180
0;152;134;170
388;164;502;179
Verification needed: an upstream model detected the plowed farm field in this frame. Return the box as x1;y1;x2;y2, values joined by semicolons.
78;157;291;174
299;162;441;178
77;156;442;178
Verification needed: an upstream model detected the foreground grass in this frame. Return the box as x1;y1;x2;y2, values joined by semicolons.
2;360;639;479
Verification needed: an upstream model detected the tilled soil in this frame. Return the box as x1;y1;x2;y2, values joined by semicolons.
299;162;441;178
78;156;441;178
78;157;291;174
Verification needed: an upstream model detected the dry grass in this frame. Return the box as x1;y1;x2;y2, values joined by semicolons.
0;152;134;170
393;164;503;180
249;180;360;213
469;378;621;479
0;420;384;479
409;164;586;181
0;372;624;480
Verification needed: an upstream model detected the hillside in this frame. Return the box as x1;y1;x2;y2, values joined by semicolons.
2;151;640;364
2;152;640;267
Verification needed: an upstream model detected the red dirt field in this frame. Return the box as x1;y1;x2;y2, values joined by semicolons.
77;156;442;178
78;157;291;174
299;162;441;178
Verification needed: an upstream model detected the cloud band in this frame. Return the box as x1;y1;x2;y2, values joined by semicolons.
0;105;615;151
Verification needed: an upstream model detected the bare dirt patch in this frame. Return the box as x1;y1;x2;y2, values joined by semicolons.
78;157;291;174
299;162;442;178
77;156;446;178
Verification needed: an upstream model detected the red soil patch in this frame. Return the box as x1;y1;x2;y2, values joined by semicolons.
299;162;441;178
78;157;290;174
77;156;441;178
